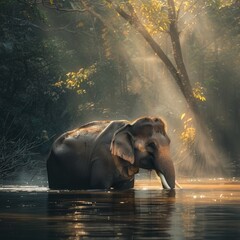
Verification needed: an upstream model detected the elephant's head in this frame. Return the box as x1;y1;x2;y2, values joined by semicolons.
111;117;175;189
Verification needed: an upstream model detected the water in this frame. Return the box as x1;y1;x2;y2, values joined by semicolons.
0;179;240;240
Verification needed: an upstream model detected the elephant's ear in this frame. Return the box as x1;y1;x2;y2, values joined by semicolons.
110;125;135;164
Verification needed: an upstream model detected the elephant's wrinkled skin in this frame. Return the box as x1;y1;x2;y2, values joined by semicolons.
47;117;175;190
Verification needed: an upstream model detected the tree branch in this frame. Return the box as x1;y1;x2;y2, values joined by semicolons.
80;0;116;33
106;0;186;95
167;0;194;103
106;0;133;23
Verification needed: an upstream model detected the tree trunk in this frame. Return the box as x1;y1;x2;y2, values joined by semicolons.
167;0;196;108
108;0;199;114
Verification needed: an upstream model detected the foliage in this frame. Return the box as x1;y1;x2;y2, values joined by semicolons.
180;113;195;145
54;64;96;94
131;0;169;34
192;82;206;102
0;0;79;139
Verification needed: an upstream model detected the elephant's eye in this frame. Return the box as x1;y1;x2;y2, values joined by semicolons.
146;141;157;151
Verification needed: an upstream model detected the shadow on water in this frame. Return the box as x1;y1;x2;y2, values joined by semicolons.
0;180;240;239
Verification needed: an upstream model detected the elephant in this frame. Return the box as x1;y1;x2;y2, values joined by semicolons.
47;117;176;190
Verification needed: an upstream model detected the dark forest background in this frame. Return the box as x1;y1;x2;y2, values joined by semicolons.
0;0;239;184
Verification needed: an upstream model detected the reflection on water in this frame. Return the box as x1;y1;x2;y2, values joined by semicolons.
0;179;240;239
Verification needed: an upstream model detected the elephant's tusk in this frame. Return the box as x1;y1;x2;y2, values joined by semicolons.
175;180;182;189
155;171;180;189
158;173;171;189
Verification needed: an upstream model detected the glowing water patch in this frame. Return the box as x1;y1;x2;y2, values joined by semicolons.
0;185;49;192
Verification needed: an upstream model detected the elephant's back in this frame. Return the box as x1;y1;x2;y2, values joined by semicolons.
68;121;111;140
54;121;111;151
52;120;129;159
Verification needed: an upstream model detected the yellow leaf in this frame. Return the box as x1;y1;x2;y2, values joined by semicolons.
181;113;186;120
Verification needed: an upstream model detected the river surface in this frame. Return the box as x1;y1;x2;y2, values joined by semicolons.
0;178;240;240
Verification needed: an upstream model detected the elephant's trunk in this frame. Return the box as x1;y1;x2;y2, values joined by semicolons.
154;158;175;189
